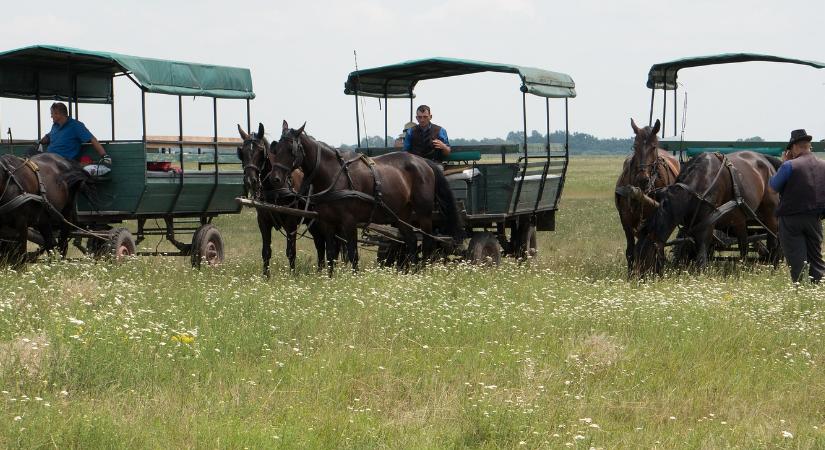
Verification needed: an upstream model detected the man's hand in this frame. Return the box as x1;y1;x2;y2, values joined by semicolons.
99;154;112;166
432;139;450;156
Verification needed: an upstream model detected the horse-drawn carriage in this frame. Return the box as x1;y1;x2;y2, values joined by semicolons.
0;45;253;265
624;53;825;274
343;57;576;264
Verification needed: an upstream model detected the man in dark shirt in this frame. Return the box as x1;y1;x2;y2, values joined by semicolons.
403;105;451;161
769;129;825;283
39;102;110;164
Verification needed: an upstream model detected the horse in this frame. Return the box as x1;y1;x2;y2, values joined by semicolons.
615;118;680;275
634;150;781;276
268;120;463;276
0;152;96;265
236;123;326;276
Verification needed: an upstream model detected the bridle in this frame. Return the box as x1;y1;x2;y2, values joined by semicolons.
240;133;266;180
632;135;662;195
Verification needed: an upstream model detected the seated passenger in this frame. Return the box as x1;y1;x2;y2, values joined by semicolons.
403;105;451;161
39;102;110;168
394;121;417;148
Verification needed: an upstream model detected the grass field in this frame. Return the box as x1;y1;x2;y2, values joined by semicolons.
0;156;823;448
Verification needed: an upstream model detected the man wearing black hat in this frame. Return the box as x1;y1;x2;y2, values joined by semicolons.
769;129;825;283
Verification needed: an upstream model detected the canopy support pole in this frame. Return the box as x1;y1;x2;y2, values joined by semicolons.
72;74;78;119
35;72;41;139
355;93;361;149
648;89;655;126
661;83;667;138
673;86;678;137
522;91;528;158
409;96;413;122
384;94;388;147
110;77;115;140
246;99;251;134
141;90;146;143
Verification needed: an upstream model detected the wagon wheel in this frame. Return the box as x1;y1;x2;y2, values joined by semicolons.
466;232;501;265
191;224;224;268
511;223;538;259
103;228;135;261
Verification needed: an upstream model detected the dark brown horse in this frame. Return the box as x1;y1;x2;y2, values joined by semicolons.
615;119;680;274
0;152;95;264
634;150;781;276
237;123;325;275
268;121;463;276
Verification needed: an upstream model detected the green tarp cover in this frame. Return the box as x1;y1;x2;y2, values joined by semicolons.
647;53;825;90
0;45;254;103
344;57;576;99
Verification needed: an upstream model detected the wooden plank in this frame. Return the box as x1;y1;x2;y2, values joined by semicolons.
236;197;318;219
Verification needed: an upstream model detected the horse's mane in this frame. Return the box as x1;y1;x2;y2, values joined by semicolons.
674;152;711;183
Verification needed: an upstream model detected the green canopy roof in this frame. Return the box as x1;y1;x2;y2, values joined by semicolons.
647;53;825;90
0;45;255;103
344;57;576;99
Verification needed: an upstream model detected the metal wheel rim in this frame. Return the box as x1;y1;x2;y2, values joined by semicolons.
204;241;220;265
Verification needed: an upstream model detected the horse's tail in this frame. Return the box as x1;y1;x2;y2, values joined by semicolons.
425;159;465;244
63;165;101;213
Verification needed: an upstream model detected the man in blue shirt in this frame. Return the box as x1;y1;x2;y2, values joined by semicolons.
769;129;825;283
403;105;451;161
39;102;110;164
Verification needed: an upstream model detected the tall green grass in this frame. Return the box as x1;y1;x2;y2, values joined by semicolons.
0;156;823;448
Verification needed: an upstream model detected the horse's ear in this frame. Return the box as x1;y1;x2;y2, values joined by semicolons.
652;119;661;135
282;120;289;131
296;122;306;135
258;122;265;138
237;124;250;140
630;118;639;134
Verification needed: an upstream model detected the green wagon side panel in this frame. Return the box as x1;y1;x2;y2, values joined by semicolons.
76;142;145;216
476;164;518;215
207;173;244;212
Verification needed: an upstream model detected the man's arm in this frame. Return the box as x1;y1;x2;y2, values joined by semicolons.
402;129;412;151
89;137;107;158
39;134;50;145
769;161;792;193
433;128;451;157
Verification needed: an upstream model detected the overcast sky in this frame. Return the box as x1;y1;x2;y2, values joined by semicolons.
1;0;824;146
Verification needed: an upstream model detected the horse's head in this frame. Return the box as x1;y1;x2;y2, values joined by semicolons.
633;185;690;277
630;118;662;191
237;123;268;198
268;120;307;189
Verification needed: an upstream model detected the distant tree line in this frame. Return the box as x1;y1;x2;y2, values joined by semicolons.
342;132;767;155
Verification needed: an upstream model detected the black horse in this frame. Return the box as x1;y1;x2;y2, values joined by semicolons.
634;151;781;276
268;121;463;276
0;152;96;265
237;123;326;276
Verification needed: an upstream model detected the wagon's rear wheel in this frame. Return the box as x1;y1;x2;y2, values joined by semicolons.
467;232;501;265
102;228;135;261
191;224;224;268
512;223;538;259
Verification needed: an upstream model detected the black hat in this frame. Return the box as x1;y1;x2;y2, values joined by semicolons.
787;129;813;149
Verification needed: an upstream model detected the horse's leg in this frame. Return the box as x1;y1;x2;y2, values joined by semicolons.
344;226;359;273
258;213;273;278
309;222;326;272
621;217;635;277
418;217;436;264
325;232;339;278
285;217;298;271
399;225;419;271
13;215;29;268
694;230;711;271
